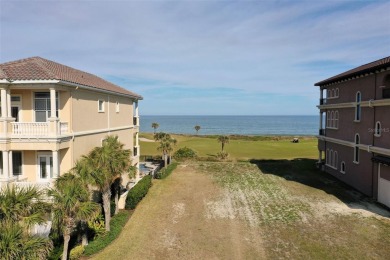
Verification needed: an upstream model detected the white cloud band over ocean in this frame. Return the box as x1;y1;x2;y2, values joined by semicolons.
1;0;389;115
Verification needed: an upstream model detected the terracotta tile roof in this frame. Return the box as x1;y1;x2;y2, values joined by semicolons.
0;57;142;99
315;56;390;86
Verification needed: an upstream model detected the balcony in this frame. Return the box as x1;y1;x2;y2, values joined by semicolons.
10;121;69;137
320;98;327;105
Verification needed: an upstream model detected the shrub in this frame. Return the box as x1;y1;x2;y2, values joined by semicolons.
83;211;131;256
125;175;153;210
155;162;178;179
69;245;84;260
173;147;197;160
217;151;229;160
88;214;106;239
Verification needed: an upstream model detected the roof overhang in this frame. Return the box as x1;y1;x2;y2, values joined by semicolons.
372;155;390;166
0;79;143;100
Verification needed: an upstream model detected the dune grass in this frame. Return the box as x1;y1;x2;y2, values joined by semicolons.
140;133;318;160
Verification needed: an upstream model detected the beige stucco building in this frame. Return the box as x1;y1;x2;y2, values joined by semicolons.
0;57;142;190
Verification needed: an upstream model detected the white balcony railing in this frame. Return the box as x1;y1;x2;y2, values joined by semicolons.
59;122;69;135
11;122;48;136
10;122;69;136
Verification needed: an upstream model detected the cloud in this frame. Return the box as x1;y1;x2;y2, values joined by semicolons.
1;0;389;115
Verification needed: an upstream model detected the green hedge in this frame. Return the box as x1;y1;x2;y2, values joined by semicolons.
125;175;153;210
155;162;178;179
173;147;197;160
83;211;130;256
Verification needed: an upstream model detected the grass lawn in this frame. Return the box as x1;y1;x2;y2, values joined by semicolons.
140;133;318;160
92;160;390;259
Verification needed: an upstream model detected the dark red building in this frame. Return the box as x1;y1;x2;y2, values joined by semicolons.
315;56;390;208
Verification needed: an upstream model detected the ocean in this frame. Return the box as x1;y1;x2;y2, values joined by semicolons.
140;115;318;136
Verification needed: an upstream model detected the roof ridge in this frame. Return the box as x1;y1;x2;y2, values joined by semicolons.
32;57;57;79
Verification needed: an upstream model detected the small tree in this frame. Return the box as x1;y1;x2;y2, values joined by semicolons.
0;186;53;259
79;135;132;232
49;174;100;260
151;122;159;134
154;132;177;167
218;135;230;152
194;125;201;135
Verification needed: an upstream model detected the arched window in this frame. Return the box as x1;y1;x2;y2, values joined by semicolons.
375;121;382;137
332;89;336;98
330;149;333;166
335;88;339;97
330;111;335;128
326;149;329;165
327;111;331;127
334;151;338;169
334;111;339;129
340;161;346;173
327;89;331;98
382;75;390;99
354;134;360;163
355;92;361;121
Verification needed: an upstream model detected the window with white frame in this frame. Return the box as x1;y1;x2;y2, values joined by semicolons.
355;92;361;121
116;101;120;113
354;134;360;163
335;88;339;97
334;111;339;129
12;151;23;176
340;161;346;173
375;121;382;137
34;92;59;122
327;111;331;127
98;100;105;112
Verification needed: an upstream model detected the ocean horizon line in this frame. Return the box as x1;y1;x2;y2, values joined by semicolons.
140;114;317;117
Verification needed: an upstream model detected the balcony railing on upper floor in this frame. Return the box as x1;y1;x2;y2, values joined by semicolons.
11;122;48;136
320;98;327;105
319;129;325;136
10;121;69;137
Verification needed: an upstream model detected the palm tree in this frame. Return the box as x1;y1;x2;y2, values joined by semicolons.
80;135;132;231
154;132;177;167
217;135;230;152
0;220;53;260
0;186;52;259
194;125;201;135
151;122;159;134
48;173;100;260
0;185;48;229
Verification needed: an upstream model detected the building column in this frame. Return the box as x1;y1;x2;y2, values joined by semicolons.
2;151;9;179
0;88;7;118
6;89;11;118
52;150;59;178
50;88;57;119
8;151;13;178
135;132;139;147
318;150;322;163
319;111;323;129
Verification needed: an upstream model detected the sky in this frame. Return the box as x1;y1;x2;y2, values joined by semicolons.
0;0;389;115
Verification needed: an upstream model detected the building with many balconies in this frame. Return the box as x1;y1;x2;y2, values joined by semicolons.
316;56;390;208
0;57;142;190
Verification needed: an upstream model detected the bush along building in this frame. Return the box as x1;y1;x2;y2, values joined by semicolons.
316;56;390;208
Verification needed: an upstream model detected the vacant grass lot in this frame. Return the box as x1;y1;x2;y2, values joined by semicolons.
140;133;318;160
93;160;390;260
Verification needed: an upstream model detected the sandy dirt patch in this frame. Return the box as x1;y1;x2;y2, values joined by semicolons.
92;164;265;260
139;137;155;142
